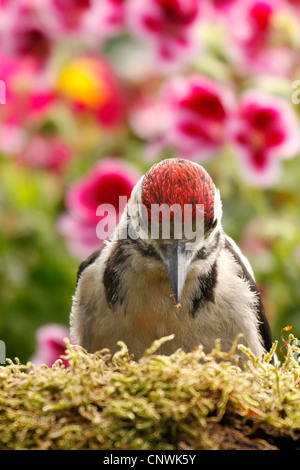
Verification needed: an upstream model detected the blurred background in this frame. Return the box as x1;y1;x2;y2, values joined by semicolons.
1;0;300;365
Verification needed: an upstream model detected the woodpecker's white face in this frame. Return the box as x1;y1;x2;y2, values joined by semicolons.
121;158;223;304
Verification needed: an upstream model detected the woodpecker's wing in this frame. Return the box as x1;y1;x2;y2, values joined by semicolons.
76;247;103;287
223;235;273;354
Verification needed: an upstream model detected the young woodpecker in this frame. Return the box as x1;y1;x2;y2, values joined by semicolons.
70;158;273;364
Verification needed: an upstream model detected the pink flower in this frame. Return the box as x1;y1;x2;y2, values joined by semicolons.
17;132;73;174
160;75;232;159
46;0;91;32
0;124;25;155
30;324;70;367
0;52;56;155
227;0;297;76
0;2;52;65
83;0;126;38
210;0;238;10
0;52;55;124
58;158;140;258
57;214;105;259
126;0;201;68
240;217;273;259
57;56;126;128
229;90;300;187
129;84;170;140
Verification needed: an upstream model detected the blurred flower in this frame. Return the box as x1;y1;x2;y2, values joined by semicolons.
17;132;73;174
210;0;238;10
240;217;274;257
228;0;299;76
0;53;55;125
30;324;70;367
57;56;126;128
129;83;169;140
0;2;52;65
65;158;139;222
0;52;56;155
160;75;232;159
126;0;201;69
0;124;25;155
83;0;126;38
229;90;300;187
57;158;140;258
46;0;91;32
57;214;105;259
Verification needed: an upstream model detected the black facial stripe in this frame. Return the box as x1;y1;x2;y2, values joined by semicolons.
103;237;160;309
190;260;218;317
103;239;129;309
194;231;221;261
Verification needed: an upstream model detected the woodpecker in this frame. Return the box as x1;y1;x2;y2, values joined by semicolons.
70;158;273;364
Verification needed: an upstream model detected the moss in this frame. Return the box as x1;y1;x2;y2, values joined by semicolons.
0;334;300;450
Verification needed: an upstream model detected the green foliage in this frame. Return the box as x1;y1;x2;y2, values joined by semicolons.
0;158;77;362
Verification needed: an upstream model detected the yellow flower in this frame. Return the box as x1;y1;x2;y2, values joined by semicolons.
58;58;109;109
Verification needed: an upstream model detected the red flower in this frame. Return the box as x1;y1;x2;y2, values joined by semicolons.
0;3;52;65
0;52;56;155
226;0;297;76
161;75;232;159
58;158;140;258
30;324;70;368
48;0;91;31
229;90;300;186
126;0;201;68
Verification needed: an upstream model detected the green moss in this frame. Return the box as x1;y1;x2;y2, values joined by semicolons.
1;334;300;450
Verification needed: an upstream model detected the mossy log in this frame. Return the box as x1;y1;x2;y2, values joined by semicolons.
1;334;300;450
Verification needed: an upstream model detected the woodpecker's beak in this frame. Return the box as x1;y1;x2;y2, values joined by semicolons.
160;242;193;303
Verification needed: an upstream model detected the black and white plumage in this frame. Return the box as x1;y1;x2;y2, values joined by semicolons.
70;158;273;364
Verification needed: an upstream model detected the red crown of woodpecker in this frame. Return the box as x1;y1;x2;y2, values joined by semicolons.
141;158;215;227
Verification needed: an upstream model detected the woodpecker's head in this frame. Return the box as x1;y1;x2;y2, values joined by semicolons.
127;158;222;303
